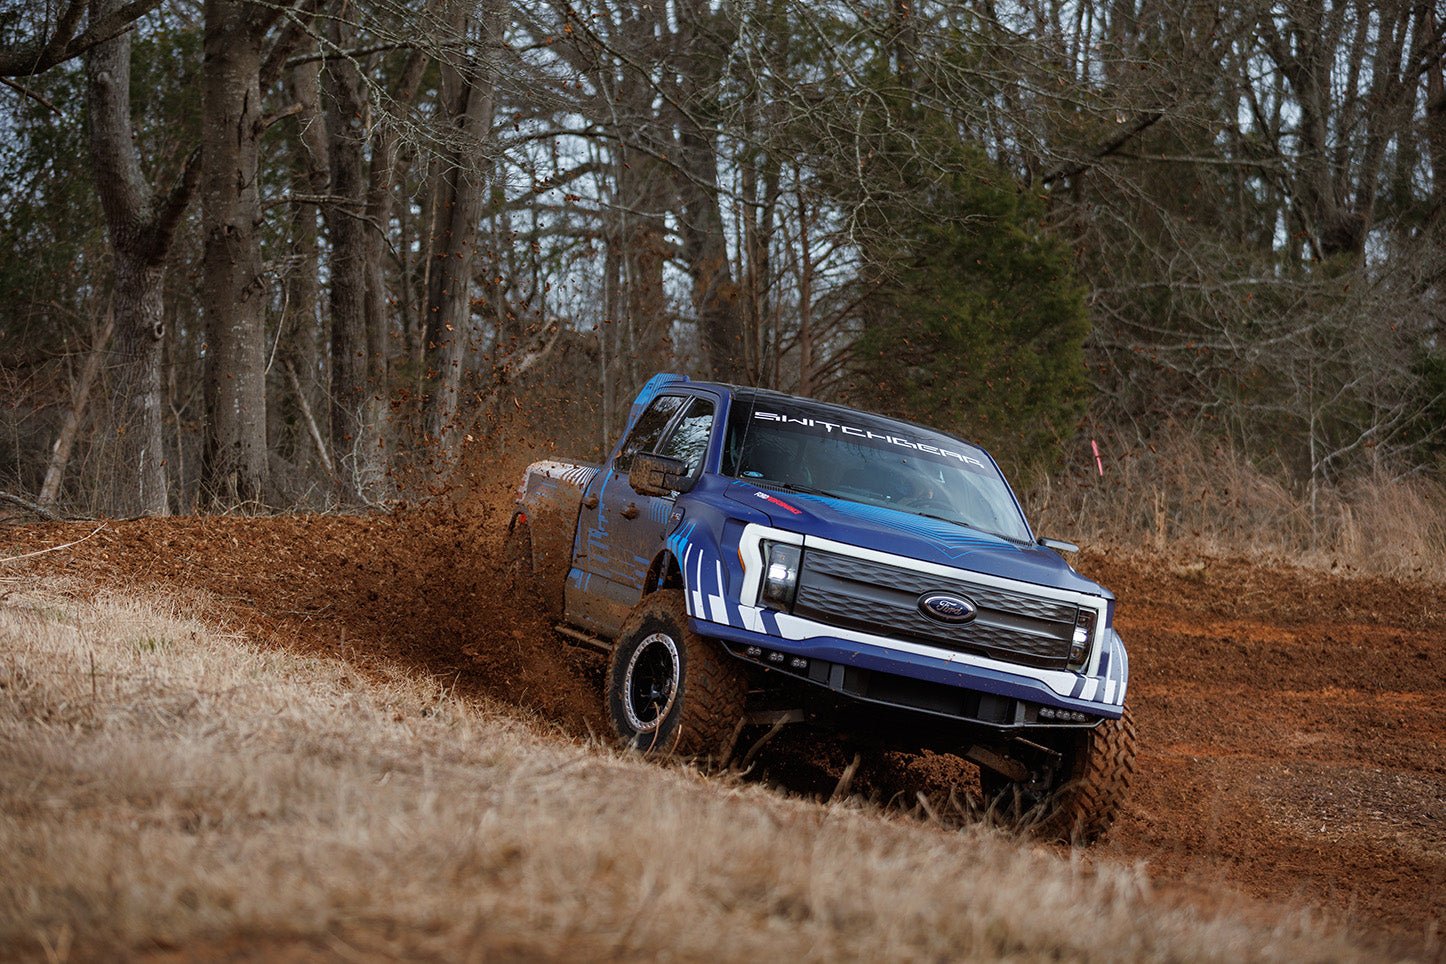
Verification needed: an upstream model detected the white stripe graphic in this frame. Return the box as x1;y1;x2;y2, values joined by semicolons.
710;560;728;626
683;546;699;616
692;551;706;620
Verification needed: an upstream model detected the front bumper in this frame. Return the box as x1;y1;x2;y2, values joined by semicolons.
697;618;1124;729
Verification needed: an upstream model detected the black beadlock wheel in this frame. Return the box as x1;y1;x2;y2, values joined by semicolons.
606;590;747;761
979;705;1137;844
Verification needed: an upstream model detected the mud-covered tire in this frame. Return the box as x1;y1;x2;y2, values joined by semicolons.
606;589;747;762
981;706;1137;844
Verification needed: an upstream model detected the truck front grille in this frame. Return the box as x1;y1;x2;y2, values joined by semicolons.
792;549;1077;669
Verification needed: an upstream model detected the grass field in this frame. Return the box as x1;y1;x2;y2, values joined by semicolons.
0;581;1371;962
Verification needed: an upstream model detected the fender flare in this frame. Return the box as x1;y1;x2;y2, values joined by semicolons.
644;549;684;595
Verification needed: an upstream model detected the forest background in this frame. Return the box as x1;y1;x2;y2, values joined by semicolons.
2;0;1443;570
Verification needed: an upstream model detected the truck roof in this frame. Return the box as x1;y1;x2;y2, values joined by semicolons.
670;377;993;457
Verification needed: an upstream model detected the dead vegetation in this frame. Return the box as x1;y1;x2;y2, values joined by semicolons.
0;583;1371;962
1028;432;1446;580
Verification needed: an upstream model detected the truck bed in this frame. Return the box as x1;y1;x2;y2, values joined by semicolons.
514;459;599;617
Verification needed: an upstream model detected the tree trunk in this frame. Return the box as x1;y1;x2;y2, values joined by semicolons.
200;0;269;506
1425;7;1446;207
322;15;373;499
424;40;495;462
39;312;114;508
359;46;429;496
676;125;744;383
795;183;814;396
672;1;743;382
279;57;330;486
84;0;193;516
106;259;170;512
619;149;671;379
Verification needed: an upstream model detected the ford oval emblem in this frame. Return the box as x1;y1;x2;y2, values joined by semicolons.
919;592;977;623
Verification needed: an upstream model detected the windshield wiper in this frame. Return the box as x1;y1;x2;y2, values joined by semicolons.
761;480;849;501
910;510;1024;544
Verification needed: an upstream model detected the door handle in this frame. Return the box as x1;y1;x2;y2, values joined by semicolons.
620;502;640;520
583;494;599;509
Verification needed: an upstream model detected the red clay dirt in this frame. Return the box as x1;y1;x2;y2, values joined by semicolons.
1;510;606;736
1079;549;1445;953
3;513;1443;954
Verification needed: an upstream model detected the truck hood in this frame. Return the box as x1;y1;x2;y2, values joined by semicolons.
723;481;1110;598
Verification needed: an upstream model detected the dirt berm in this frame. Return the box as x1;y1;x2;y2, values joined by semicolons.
4;509;1442;953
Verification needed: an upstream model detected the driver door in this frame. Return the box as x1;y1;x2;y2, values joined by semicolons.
569;394;684;635
571;394;716;638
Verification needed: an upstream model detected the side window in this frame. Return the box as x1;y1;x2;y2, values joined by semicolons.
720;397;754;476
615;395;684;471
655;397;716;476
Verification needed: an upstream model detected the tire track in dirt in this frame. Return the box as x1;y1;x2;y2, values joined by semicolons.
1076;550;1445;952
4;517;1442;952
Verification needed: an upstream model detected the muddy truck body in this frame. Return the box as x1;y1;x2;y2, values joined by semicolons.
508;373;1135;840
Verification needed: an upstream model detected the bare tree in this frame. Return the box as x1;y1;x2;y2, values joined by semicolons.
272;53;332;492
322;11;375;498
4;0;1443;519
0;0;160;77
199;0;291;505
670;0;745;383
84;0;199;515
422;4;499;464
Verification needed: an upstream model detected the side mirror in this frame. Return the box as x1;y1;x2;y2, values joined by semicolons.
1038;537;1080;555
629;453;694;497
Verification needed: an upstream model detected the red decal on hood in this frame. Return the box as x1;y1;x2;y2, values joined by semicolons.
754;490;802;515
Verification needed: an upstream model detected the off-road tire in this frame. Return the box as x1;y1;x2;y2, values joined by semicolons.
981;705;1137;845
606;589;747;762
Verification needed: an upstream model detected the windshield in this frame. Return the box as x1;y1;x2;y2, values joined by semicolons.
722;396;1032;543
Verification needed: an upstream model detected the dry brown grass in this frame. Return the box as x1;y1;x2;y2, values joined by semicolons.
1029;432;1446;580
0;582;1369;962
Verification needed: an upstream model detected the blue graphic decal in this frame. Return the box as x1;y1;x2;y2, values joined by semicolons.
666;520;696;567
761;609;781;636
622;372;689;439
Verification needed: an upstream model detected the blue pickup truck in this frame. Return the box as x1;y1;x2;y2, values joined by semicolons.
508;373;1135;840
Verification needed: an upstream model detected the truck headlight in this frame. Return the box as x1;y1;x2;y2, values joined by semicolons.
1070;607;1096;667
760;541;802;611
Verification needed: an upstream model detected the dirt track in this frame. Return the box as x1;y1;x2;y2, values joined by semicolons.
4;511;1442;953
